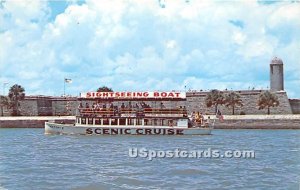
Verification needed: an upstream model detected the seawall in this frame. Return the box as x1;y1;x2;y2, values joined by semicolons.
210;115;300;129
0;115;299;129
0;116;75;128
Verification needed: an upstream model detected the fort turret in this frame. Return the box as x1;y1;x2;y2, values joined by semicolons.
270;57;284;91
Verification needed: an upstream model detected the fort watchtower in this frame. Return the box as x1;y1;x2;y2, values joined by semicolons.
270;57;284;91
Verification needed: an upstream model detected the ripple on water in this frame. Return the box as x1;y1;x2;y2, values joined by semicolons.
112;176;153;187
166;168;210;176
0;129;299;190
71;183;114;190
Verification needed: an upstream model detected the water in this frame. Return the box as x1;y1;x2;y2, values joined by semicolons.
0;129;299;190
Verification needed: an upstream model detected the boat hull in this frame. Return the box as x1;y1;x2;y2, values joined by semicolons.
45;122;212;135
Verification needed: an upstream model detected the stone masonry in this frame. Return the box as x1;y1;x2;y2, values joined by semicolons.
186;90;293;115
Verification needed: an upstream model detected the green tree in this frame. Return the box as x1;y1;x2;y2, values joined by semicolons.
258;90;279;115
224;91;243;115
205;89;225;114
97;86;113;92
8;84;25;116
0;96;9;116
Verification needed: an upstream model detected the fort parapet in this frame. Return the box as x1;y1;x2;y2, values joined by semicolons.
17;96;78;116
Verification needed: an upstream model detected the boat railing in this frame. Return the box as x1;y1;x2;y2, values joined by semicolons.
79;108;114;116
144;108;187;117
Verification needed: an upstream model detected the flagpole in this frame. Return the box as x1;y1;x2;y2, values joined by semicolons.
63;78;66;97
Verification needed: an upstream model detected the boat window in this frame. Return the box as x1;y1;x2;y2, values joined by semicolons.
168;120;177;127
128;119;134;125
111;118;118;125
119;118;126;125
95;118;101;125
145;119;152;126
136;119;142;125
160;119;164;126
162;119;168;126
173;120;178;126
81;118;86;125
103;119;109;125
155;119;162;126
88;118;93;125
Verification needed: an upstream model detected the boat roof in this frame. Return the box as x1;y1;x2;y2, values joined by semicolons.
79;91;186;101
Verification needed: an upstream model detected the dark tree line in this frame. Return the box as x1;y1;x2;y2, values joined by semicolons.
97;86;113;92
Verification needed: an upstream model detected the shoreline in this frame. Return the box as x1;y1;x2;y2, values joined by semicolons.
0;115;299;129
0;116;75;128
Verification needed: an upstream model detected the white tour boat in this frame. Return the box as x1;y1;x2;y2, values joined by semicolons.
45;91;213;135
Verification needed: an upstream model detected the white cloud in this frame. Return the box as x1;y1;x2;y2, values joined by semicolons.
268;3;300;28
0;0;300;98
2;0;49;21
232;31;246;45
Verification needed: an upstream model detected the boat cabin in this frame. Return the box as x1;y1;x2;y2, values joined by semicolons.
76;108;189;128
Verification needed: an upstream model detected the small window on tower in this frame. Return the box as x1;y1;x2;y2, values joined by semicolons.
271;66;273;74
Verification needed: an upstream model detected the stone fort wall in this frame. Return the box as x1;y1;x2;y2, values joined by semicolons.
186;90;293;115
15;89;296;116
289;99;300;114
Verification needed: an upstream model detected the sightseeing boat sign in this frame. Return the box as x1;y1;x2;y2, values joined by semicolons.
80;91;186;100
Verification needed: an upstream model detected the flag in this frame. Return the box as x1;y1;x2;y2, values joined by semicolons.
216;109;224;122
65;78;72;83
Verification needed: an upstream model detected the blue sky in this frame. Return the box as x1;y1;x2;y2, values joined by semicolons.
0;0;299;98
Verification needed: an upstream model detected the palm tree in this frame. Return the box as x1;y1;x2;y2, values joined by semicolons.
224;91;243;115
258;90;279;115
8;84;25;116
0;96;9;116
97;86;113;92
205;89;225;114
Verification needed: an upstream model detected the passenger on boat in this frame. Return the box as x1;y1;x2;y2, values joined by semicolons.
92;102;97;109
168;120;174;127
121;103;125;109
85;103;89;108
95;103;101;109
191;111;196;122
195;112;201;124
200;112;204;124
140;102;151;108
206;116;211;124
78;103;83;114
127;102;132;109
113;105;119;116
